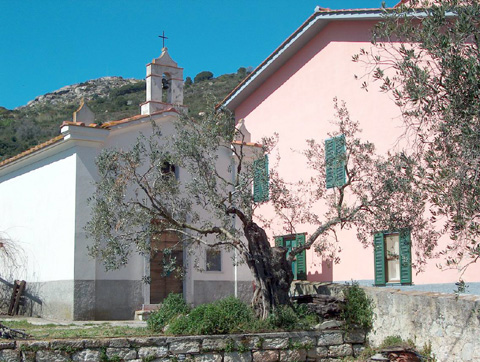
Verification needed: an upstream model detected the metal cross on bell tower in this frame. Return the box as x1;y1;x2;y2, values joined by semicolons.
159;31;168;48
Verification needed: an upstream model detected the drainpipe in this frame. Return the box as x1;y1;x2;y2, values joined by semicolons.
231;149;238;298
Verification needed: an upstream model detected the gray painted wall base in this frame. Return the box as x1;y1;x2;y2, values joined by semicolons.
22;279;143;321
193;280;253;305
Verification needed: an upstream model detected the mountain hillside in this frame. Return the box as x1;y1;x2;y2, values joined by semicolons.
0;68;248;161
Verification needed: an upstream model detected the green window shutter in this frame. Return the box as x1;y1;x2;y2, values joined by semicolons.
374;233;386;286
295;234;307;280
325;138;335;189
275;237;284;247
399;229;412;285
253;155;269;202
334;135;346;187
325;135;346;189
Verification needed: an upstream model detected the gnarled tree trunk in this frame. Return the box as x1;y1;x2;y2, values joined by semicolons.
242;220;293;319
227;207;294;319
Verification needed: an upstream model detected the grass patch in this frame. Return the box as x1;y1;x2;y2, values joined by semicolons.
1;320;156;340
2;294;319;339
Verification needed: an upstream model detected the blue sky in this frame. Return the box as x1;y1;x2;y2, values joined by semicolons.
0;0;398;109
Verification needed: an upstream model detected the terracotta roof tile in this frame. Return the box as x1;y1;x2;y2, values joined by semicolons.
0;134;65;168
100;107;179;128
232;140;263;148
0;108;180;170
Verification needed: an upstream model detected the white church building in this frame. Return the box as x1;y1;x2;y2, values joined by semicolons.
0;49;252;320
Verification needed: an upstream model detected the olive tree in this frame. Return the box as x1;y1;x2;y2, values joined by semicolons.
86;101;434;318
355;0;480;274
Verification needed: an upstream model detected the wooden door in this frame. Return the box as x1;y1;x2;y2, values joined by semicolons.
150;232;183;304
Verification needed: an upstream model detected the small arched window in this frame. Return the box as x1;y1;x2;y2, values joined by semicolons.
161;161;176;178
162;73;171;103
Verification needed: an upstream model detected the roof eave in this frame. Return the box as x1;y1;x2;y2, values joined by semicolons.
220;10;385;112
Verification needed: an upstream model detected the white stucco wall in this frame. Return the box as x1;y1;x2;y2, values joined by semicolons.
0;147;77;283
0;111;256;317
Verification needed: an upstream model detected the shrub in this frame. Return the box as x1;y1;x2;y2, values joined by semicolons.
194;71;214;83
379;335;415;349
341;281;374;331
166;296;254;335
266;305;299;331
147;293;190;332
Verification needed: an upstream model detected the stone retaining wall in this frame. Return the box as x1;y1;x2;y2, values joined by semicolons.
364;287;480;362
0;327;366;362
291;281;480;362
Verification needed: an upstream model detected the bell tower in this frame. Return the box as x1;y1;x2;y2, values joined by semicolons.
141;47;184;115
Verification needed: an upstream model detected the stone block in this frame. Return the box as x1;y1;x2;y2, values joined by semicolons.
316;331;343;346
169;339;201;353
0;341;15;349
462;342;474;361
108;338;130;348
201;337;229;350
231;336;259;350
128;337;166;347
328;343;353;357
316;320;344;330
17;341;49;350
106;347;137;360
252;350;279;362
194;353;222;362
50;339;85;350
138;346;168;359
0;349;20;362
82;339;109;348
344;329;366;344
309;346;328;358
72;349;101;362
21;350;35;362
35;350;71;362
262;337;289;349
224;352;252;362
279;349;306;361
289;336;315;349
353;343;365;357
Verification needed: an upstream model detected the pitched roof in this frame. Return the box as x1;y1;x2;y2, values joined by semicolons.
219;4;404;111
0;107;179;169
0;134;66;168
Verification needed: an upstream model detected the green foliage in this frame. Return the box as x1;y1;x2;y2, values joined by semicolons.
150;296;318;336
100;347;122;362
166;296;254;335
0;69;246;160
358;0;480;271
194;70;214;83
379;335;414;349
147;293;190;332
340;282;374;331
420;341;437;362
266;305;299;331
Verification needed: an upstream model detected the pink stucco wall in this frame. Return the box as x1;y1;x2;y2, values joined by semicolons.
233;20;479;285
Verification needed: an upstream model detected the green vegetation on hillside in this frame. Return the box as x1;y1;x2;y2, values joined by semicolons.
0;68;248;161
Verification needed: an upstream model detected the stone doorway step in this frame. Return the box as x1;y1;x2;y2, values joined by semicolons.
134;304;161;321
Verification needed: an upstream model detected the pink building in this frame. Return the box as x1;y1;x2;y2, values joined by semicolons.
222;5;480;292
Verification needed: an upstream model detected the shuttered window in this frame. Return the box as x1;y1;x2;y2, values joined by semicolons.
253;155;269;202
373;230;412;286
325;134;346;189
275;233;307;280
